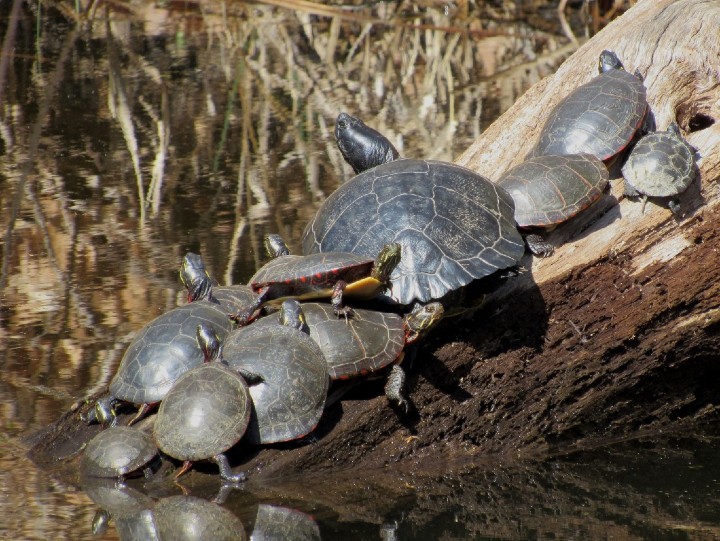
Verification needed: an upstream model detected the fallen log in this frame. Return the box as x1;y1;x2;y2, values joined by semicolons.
28;0;720;480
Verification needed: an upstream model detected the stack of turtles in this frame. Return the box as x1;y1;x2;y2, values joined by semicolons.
77;50;700;490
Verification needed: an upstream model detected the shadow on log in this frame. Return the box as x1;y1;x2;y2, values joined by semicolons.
28;0;720;481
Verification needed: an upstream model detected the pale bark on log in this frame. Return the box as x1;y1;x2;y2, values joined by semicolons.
28;0;720;480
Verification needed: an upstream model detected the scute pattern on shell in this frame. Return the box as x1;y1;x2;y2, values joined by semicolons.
153;363;251;462
82;426;157;478
109;286;254;404
621;129;696;197
533;69;647;160
497;154;609;227
302;159;525;305
223;324;329;444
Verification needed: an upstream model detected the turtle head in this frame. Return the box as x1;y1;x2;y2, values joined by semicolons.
372;242;402;284
335;112;399;174
667;122;682;137
197;323;222;363
279;299;310;334
181;253;213;302
598;50;624;73
404;302;444;343
264;234;290;258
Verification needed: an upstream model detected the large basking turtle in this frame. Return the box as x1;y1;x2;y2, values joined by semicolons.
531;50;650;163
153;324;251;483
621;122;697;215
231;238;401;325
222;300;329;445
303;113;524;306
496;153;609;257
85;253;254;426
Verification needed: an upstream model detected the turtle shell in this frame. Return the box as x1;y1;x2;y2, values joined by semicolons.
249;252;376;301
302;159;525;306
497;154;609;228
109;286;254;405
253;302;405;379
222;322;329;445
533;68;647;161
82;426;157;478
153;362;252;462
621;125;696;197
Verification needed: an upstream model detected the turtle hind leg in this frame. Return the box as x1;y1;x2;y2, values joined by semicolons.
385;364;409;413
525;233;554;258
212;454;246;483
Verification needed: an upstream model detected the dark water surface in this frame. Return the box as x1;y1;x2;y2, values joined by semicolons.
3;3;720;539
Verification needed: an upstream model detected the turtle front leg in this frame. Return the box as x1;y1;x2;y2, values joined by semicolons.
524;233;554;258
331;280;354;320
128;402;156;426
212;454;246;483
385;364;409;413
668;199;683;217
623;182;640;198
229;287;269;326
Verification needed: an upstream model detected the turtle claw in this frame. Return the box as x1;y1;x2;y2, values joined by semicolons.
229;309;255;326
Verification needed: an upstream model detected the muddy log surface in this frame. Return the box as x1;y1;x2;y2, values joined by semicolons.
29;0;720;483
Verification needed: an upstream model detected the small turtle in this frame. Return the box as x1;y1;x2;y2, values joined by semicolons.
81;425;157;479
231;237;401;325
303;113;524;306
256;301;443;410
335;112;399;174
532;50;650;163
85;254;255;426
153;324;251;483
223;300;329;445
621;122;697;215
496;153;609;257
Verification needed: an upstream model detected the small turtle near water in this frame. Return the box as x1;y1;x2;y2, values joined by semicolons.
153;324;251;483
531;50;651;164
231;239;401;325
496;153;609;257
223;299;329;445
621;122;697;215
81;425;158;480
303;112;524;306
83;253;255;427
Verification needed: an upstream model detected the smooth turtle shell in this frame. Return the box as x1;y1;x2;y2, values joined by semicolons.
153;363;252;462
621;129;696;197
252;302;405;380
249;252;377;300
222;323;329;445
302;159;525;306
250;504;320;541
109;286;255;405
82;426;157;478
497;154;609;228
533;68;647;160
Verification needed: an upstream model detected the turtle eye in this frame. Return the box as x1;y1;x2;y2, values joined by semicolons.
338;120;347;130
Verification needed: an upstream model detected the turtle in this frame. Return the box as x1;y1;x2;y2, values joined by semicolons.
222;300;329;445
251;301;444;410
250;504;320;541
531;50;651;163
496;153;609;257
153;495;246;541
304;117;524;305
82;478;157;538
153;324;251;483
84;254;255;426
335;112;399;174
230;239;401;325
81;425;158;479
621;122;697;215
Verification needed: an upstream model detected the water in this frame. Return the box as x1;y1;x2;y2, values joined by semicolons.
2;3;719;539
